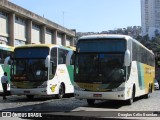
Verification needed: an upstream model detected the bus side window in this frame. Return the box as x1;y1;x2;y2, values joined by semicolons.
59;57;63;64
0;50;2;63
49;62;55;79
0;49;5;64
51;48;57;65
0;50;12;64
49;48;57;79
58;48;68;64
70;54;75;65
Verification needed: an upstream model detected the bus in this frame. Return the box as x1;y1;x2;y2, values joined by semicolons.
74;34;155;105
0;44;14;93
10;44;74;99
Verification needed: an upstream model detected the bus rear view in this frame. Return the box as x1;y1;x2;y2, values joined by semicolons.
74;34;155;105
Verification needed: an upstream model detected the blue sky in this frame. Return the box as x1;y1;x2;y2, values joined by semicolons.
10;0;141;32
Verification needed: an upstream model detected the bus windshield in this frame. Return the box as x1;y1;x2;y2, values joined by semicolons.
13;59;47;81
11;47;49;88
75;39;126;84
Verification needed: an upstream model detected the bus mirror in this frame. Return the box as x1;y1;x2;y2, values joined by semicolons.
45;55;50;68
124;50;130;66
66;51;73;65
4;56;10;68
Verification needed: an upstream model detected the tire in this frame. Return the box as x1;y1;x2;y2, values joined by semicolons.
127;94;133;105
127;87;135;105
87;99;95;105
145;85;152;99
26;95;34;99
56;84;65;99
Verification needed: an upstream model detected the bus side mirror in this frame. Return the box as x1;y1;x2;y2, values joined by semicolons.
66;51;73;65
124;50;130;66
45;55;50;68
4;56;10;68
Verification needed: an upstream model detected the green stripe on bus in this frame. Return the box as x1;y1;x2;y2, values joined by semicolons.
67;65;74;85
137;62;145;90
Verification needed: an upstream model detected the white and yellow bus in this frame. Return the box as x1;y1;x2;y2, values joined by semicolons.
10;44;74;99
74;34;155;105
0;44;14;93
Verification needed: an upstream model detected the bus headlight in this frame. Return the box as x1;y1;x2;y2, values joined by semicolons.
112;87;125;92
37;84;47;88
74;86;85;91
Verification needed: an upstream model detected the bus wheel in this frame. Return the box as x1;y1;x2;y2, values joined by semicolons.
26;95;34;99
145;85;152;99
127;87;135;105
57;84;65;99
87;99;95;105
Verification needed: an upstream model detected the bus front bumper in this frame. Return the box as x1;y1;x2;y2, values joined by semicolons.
74;90;129;100
11;88;48;96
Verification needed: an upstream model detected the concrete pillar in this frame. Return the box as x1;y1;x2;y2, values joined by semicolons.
70;37;75;47
52;30;57;44
8;12;15;46
41;25;46;44
62;34;66;46
26;19;32;44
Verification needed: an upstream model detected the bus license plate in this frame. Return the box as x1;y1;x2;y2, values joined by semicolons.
24;91;30;93
93;94;102;98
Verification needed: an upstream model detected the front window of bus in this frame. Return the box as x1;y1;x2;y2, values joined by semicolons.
11;47;49;88
75;38;126;84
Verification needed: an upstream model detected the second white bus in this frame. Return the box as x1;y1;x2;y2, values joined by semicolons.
74;34;155;105
10;44;74;99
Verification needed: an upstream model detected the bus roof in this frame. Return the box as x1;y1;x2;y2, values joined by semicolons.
79;34;133;40
15;44;74;51
78;34;154;55
0;44;14;51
